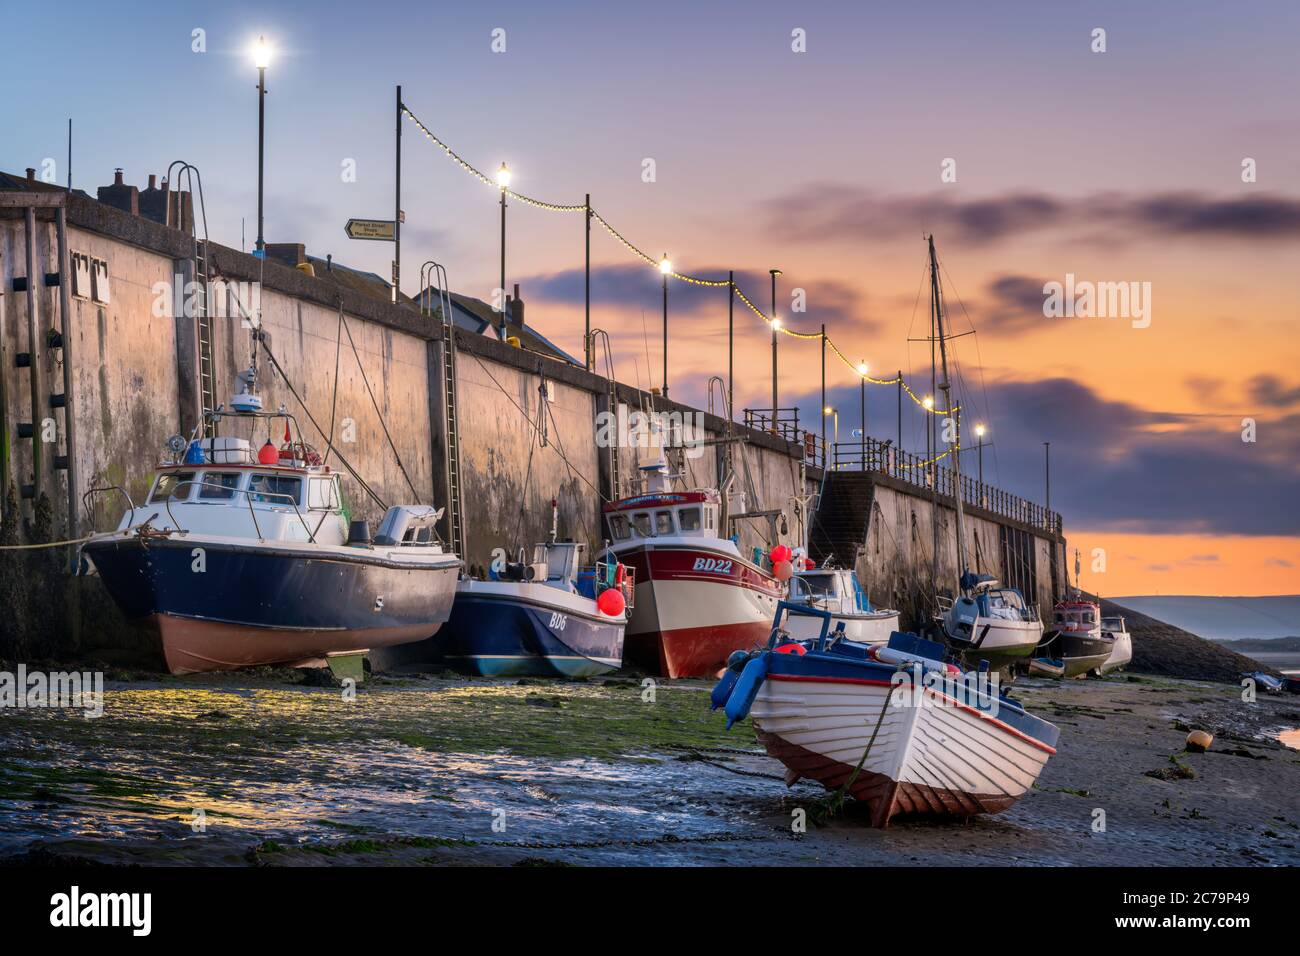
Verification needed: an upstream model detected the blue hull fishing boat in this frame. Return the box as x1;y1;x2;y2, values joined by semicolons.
82;400;459;674
435;503;634;677
438;577;626;677
712;602;1060;827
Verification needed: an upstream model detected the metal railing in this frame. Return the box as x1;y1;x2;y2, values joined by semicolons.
742;407;824;466
829;437;1063;534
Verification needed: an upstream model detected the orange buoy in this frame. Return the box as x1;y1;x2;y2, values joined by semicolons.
1185;730;1213;753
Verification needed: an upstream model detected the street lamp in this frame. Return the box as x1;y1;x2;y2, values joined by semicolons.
823;406;839;466
974;422;987;505
659;254;672;397
251;35;273;258
769;268;782;434
857;360;868;469
496;162;511;337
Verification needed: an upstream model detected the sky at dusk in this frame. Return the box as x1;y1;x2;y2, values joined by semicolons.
4;1;1297;596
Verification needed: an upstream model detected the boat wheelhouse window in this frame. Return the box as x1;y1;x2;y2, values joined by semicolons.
249;474;303;505
608;514;631;540
678;507;702;532
654;511;674;535
989;590;1025;612
631;512;652;536
308;477;339;510
197;472;241;500
703;506;716;531
797;573;837;598
150;472;195;503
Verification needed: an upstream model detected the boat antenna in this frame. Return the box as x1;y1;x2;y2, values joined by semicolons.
929;235;967;596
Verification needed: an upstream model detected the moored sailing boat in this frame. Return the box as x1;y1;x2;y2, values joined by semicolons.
918;236;1043;672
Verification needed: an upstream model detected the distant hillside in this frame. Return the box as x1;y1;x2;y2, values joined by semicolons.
1108;595;1300;642
1086;594;1277;683
1220;636;1300;653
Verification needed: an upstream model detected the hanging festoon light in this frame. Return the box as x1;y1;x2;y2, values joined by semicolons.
398;106;967;419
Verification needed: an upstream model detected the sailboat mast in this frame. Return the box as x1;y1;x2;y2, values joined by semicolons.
928;236;967;593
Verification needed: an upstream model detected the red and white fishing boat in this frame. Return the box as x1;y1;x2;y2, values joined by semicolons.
598;460;783;678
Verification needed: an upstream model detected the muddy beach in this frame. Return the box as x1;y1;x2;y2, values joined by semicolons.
2;669;1297;867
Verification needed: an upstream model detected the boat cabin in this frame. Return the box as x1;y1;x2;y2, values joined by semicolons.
126;462;347;544
977;587;1032;621
789;569;876;615
534;540;584;591
1053;602;1099;628
603;491;721;544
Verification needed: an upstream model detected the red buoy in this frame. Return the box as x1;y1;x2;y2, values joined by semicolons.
775;642;806;656
258;440;279;465
773;559;794;581
596;587;625;617
770;544;792;564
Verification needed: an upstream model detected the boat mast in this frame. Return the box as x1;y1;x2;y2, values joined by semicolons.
928;235;967;595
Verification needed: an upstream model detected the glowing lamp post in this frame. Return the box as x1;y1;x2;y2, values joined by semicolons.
496;162;511;336
251;36;273;257
659;254;672;396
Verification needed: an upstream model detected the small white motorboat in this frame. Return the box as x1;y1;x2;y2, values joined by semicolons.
1098;614;1133;675
784;566;899;644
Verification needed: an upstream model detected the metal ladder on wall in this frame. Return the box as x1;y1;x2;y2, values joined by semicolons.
1;190;79;549
428;262;464;557
166;163;214;434
194;238;215;427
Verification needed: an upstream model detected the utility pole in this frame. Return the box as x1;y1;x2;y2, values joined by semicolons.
393;85;400;301
820;324;826;468
584;193;592;370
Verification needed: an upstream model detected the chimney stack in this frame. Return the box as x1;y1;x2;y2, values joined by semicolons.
507;283;525;328
25;167;35;184
97;167;140;216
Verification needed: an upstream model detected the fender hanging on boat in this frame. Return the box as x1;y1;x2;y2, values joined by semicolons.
724;654;769;729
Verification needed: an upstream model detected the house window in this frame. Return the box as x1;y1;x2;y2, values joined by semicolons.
70;252;92;298
91;257;110;304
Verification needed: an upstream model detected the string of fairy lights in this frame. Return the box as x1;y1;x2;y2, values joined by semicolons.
401;105;962;434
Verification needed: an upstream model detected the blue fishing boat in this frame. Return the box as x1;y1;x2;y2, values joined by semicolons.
712;601;1060;827
435;505;634;677
82;405;460;674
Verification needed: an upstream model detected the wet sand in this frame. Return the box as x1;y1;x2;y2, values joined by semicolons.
2;670;1297;866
